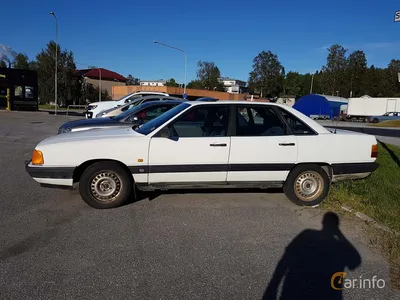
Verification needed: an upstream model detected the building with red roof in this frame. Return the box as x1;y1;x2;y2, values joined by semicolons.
76;68;127;98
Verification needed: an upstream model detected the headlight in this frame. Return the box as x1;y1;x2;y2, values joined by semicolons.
88;105;98;110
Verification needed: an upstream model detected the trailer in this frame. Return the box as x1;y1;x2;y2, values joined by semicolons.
293;94;348;120
346;97;400;121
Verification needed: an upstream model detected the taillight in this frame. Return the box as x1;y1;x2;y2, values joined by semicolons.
371;144;378;158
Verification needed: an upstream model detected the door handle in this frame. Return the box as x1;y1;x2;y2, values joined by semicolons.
279;142;296;146
210;143;227;147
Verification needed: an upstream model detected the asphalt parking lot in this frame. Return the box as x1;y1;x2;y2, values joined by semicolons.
0;111;399;300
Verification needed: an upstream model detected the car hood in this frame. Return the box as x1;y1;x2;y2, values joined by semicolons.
39;127;142;147
60;117;119;129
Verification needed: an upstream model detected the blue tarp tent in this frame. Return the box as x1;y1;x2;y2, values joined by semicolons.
293;94;348;119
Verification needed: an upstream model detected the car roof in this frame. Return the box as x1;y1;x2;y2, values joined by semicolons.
186;100;283;107
140;99;186;106
134;95;183;100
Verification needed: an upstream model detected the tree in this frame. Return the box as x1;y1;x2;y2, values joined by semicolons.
347;50;367;97
386;59;400;96
323;44;348;96
248;50;284;97
187;79;203;89
81;82;111;103
166;78;179;87
36;41;80;106
0;60;6;68
126;74;140;85
12;53;30;69
284;72;303;96
88;65;97;69
196;61;225;91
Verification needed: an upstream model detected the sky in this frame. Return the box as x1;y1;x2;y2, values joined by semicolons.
2;0;400;84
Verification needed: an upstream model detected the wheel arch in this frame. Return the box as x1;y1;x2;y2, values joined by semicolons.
289;163;333;181
73;159;133;184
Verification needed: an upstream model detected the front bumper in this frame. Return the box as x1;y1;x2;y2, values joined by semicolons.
85;111;93;119
25;160;75;188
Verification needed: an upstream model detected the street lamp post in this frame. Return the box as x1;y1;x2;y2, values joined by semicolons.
99;68;101;102
154;41;187;99
50;11;58;114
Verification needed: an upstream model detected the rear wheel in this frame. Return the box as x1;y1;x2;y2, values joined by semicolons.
283;164;330;206
79;161;133;209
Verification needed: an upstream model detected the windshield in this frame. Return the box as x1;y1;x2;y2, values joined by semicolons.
135;103;191;135
113;101;153;121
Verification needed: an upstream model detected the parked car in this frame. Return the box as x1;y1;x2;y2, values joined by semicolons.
85;91;169;119
58;100;184;134
195;97;218;102
368;112;400;123
26;101;379;209
96;96;184;118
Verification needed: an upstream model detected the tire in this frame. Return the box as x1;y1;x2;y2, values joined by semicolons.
283;164;330;206
79;161;133;209
373;118;379;124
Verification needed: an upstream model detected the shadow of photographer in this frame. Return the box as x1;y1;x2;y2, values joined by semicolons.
263;212;362;300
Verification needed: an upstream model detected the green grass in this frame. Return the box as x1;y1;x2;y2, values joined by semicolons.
39;104;85;111
325;143;400;233
369;120;400;127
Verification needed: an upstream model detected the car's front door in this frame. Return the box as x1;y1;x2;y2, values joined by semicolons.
148;105;231;184
227;104;298;183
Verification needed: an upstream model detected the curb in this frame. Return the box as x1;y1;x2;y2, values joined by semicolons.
340;205;395;234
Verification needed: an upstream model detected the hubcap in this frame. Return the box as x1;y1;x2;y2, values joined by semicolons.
294;171;323;201
90;172;122;202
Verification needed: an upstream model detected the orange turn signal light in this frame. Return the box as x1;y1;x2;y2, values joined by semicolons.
32;149;44;165
371;144;378;158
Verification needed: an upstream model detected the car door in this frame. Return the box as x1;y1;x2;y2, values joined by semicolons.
227;104;298;183
148;105;231;184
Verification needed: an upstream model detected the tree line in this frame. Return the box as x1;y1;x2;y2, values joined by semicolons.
187;44;400;99
2;42;400;105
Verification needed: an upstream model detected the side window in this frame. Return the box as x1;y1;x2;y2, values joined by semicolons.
169;106;229;137
278;108;316;135
130;105;172;123
235;106;286;136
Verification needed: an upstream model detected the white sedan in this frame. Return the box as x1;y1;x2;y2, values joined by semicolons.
26;101;379;209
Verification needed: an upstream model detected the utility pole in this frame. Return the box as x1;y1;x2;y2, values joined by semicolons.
50;11;58;114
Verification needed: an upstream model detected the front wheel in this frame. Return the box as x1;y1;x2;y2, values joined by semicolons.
79;161;133;209
283;164;330;206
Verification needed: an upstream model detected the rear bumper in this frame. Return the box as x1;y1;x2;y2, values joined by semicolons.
331;162;379;175
25;160;74;188
331;162;379;182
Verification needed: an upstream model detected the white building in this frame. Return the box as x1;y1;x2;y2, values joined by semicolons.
218;77;247;94
139;80;166;87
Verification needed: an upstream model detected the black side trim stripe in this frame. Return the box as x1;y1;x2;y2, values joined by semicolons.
230;163;294;171
129;163;295;174
331;162;379;175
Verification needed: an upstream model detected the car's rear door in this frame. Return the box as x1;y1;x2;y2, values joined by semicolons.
148;104;231;184
227;104;298;183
